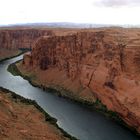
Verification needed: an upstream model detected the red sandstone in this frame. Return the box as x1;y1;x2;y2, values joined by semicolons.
0;89;70;140
21;28;140;133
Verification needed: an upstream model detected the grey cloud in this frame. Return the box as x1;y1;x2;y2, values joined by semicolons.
93;0;140;7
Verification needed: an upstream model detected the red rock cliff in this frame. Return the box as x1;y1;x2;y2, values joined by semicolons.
0;29;54;49
22;30;140;133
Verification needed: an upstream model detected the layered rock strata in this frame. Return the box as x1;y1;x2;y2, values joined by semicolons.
22;30;140;133
0;29;54;49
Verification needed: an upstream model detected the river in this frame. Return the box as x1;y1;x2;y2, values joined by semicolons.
0;54;139;140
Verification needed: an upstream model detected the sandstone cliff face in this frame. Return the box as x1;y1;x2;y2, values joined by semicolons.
0;29;54;49
22;30;140;133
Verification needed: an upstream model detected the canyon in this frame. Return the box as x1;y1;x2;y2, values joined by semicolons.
19;28;140;134
0;28;54;49
0;27;140;138
0;28;54;61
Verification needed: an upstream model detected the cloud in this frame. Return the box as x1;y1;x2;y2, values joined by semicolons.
93;0;140;7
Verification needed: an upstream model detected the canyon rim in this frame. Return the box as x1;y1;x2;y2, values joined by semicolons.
17;28;140;134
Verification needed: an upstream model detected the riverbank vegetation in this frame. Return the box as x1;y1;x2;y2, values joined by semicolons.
7;60;140;136
0;86;78;140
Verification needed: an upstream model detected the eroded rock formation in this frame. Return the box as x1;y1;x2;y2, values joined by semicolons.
22;29;140;133
0;29;54;49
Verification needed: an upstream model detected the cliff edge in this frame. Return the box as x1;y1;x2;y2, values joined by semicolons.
20;29;140;133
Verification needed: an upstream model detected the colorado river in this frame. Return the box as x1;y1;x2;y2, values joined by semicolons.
0;54;139;140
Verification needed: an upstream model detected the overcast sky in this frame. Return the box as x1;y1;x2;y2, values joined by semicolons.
0;0;140;25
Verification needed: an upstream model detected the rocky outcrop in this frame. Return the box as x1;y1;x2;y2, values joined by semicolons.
0;87;75;140
0;29;54;49
22;30;140;133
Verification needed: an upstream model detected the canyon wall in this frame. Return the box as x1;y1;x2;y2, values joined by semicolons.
22;30;140;133
0;29;54;49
